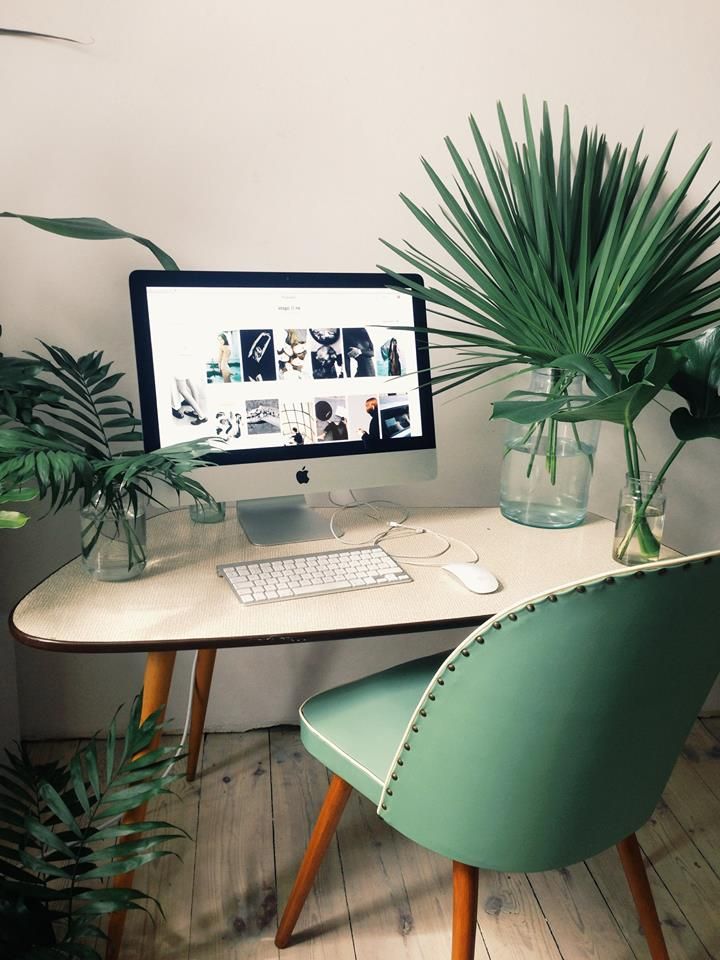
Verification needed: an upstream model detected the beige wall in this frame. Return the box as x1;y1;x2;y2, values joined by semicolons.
2;0;719;738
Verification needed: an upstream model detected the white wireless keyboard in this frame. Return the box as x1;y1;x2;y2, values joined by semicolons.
217;545;412;605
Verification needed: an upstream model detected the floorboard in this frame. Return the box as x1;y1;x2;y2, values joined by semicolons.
22;721;720;960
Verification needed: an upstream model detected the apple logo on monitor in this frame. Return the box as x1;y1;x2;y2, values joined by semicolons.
296;466;309;485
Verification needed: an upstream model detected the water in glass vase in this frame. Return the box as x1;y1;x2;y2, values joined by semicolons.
500;434;595;528
612;504;664;565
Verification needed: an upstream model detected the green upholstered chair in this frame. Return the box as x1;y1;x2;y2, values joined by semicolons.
275;550;720;960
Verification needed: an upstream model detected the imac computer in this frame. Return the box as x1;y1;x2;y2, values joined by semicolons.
130;271;437;544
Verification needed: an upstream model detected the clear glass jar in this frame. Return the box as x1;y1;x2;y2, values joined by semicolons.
612;472;666;565
80;495;147;581
499;368;601;529
189;500;226;524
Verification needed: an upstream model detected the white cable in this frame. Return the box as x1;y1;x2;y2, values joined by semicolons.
329;489;408;544
162;649;198;777
328;491;479;567
375;521;480;567
93;651;199;831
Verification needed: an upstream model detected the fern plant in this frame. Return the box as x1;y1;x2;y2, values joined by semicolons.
0;696;187;960
0;341;216;566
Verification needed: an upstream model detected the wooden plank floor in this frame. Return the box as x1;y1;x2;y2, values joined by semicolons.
30;720;720;960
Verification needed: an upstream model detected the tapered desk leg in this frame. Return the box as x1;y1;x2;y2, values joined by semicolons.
106;650;177;960
187;648;217;781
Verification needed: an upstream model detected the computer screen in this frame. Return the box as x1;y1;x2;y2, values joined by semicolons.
130;271;436;539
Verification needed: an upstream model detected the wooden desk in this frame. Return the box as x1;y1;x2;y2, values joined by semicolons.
11;505;630;774
9;505;634;960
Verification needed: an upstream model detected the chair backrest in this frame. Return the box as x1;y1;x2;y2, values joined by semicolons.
378;550;720;873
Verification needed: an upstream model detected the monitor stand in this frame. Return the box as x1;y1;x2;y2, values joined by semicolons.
235;495;331;545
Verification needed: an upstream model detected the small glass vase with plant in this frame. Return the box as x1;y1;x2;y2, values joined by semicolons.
0;340;218;578
380;98;720;527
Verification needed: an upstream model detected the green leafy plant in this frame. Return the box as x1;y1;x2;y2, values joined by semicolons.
380;98;720;491
381;97;720;386
0;341;217;564
0;696;187;960
0;215;212;555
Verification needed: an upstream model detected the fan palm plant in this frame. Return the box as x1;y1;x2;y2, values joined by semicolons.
381;97;720;386
0;695;187;960
379;97;720;527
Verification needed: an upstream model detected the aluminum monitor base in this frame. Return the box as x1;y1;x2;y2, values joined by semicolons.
235;495;331;545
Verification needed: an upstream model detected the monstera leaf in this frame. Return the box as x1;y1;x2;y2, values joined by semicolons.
491;348;678;427
669;327;720;440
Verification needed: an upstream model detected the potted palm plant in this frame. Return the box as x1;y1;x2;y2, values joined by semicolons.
380;98;720;527
0;340;217;579
0;696;187;959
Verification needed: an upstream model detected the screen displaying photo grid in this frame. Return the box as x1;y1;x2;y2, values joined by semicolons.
145;285;425;451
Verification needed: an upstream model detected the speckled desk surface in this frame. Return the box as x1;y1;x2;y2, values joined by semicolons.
10;507;633;652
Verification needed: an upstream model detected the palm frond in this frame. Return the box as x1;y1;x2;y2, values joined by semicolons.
381;97;720;394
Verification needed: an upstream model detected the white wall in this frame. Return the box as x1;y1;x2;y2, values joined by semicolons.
2;0;720;738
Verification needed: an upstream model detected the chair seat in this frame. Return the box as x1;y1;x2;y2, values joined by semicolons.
300;653;446;803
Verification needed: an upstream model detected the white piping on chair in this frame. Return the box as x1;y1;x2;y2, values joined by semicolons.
299;699;384;787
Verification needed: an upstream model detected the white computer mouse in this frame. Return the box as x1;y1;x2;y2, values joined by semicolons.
442;562;499;594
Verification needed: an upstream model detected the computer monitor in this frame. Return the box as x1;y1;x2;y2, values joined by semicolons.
130;271;437;543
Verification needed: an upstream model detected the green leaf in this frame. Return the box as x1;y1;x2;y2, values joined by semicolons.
37;784;82;839
669;326;720;439
0;510;30;528
0;213;179;270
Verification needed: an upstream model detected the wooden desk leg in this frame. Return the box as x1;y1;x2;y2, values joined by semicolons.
187;648;217;781
106;649;177;960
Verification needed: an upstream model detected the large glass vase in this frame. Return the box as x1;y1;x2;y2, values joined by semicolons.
499;369;600;529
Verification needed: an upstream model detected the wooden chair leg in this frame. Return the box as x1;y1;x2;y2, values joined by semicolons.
187;648;217;781
452;861;479;960
617;833;670;960
275;774;353;948
106;650;177;960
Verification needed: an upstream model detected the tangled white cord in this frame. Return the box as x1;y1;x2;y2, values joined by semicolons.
328;491;479;566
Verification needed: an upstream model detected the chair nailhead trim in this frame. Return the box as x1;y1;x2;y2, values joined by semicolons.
420;709;427;716
634;571;645;578
492;621;502;629
397;758;404;765
438;678;445;685
448;664;456;671
391;772;398;780
386;789;393;796
462;649;470;656
508;612;518;620
404;743;411;751
412;724;419;733
381;803;387;810
526;603;535;612
575;585;586;593
547;594;558;602
476;637;485;644
605;576;615;584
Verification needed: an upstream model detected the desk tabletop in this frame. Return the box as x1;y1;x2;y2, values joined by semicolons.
10;507;631;652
